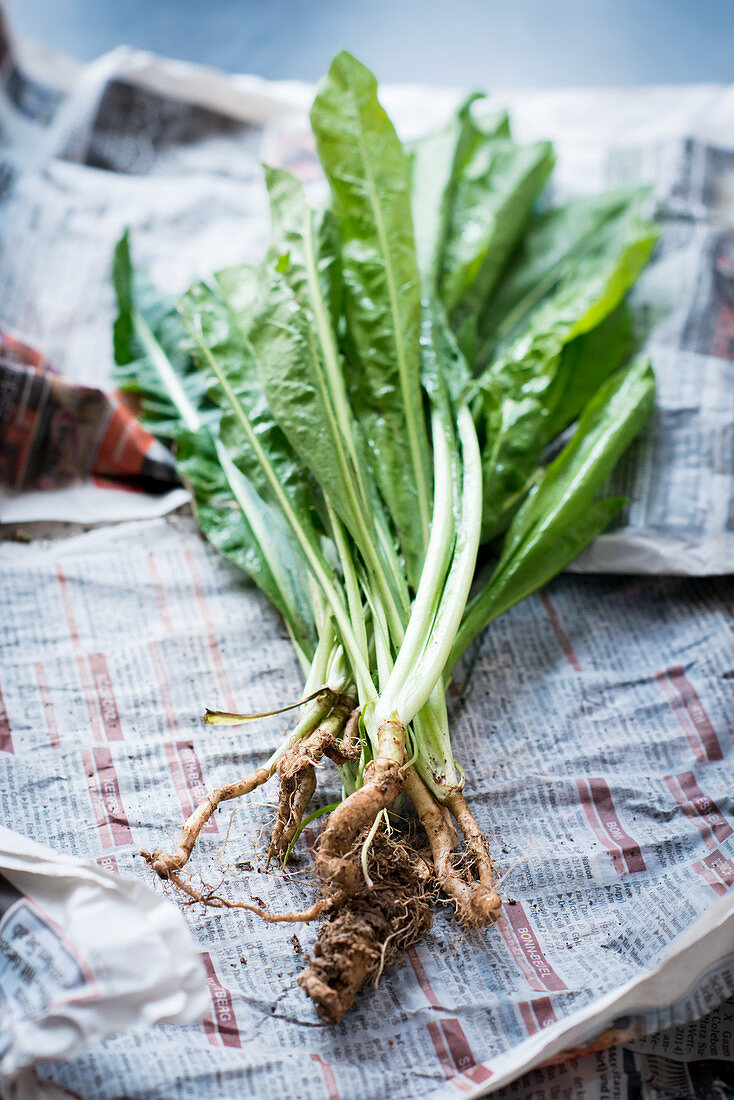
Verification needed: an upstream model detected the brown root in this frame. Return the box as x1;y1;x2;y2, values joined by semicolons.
314;718;406;898
339;706;362;757
298;827;434;1023
268;696;358;864
444;789;499;894
269;767;317;863
145;690;351;883
404;769;501;928
139;858;331;923
144;693;503;1026
144;764;274;880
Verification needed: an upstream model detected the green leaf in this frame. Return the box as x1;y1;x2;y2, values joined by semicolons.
176;427;317;664
310;50;432;579
179;270;375;695
474;196;658;542
111;231;318;663
475;188;656;368
251;167;368;542
250;188;410;643
112;230;211;438
409;95;509;291
179;276;316;535
213;262;262;332
479;302;634;541
542;301;633;442
441;137;555;356
450;357;655;668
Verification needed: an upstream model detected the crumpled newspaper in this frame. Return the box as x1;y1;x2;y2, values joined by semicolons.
0;826;208;1099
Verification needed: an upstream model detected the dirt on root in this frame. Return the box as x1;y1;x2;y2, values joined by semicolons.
298;828;437;1024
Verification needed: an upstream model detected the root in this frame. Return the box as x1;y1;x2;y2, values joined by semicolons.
444;789;498;895
314;718;405;898
144;764;274;879
339;705;362;757
268;697;358;864
269;769;317;863
141;860;330;923
404;769;501;927
145;690;351;882
299;828;434;1023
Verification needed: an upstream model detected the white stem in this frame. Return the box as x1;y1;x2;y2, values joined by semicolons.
397;405;482;724
411;683;459;794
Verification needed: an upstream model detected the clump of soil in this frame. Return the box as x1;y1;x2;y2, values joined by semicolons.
299;827;436;1023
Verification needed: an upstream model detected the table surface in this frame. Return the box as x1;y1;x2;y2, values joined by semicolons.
10;0;734;88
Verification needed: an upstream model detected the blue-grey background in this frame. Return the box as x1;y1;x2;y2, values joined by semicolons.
10;0;734;87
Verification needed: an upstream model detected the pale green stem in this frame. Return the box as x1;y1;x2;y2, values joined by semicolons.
326;502;369;685
412;683;460;798
377;408;454;719
361;582;393;697
397;404;482;723
302;211;408;646
302;624;334;694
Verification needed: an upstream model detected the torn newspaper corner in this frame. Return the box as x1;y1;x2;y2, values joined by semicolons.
0;11;732;569
0;825;208;1091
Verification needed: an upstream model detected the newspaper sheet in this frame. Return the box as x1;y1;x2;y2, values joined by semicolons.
0;8;732;571
1;515;732;1099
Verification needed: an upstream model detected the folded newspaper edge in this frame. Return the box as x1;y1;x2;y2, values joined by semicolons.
451;892;734;1099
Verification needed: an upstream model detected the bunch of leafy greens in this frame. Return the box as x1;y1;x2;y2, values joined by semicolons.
114;51;657;1017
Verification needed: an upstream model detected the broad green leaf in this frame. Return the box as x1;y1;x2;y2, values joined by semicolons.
450;357;655;668
213;263;262;332
479;303;633;541
476;188;646;360
495;356;655;582
111;232;317;663
252;169;410;643
179;279;316;533
112;230;212;438
409;95;509;290
264;167;344;328
522;201;658;349
310;50;432;580
177;427;317;664
251;167;368;538
542;301;633;441
474;197;657;541
441;138;555;357
179;276;372;691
